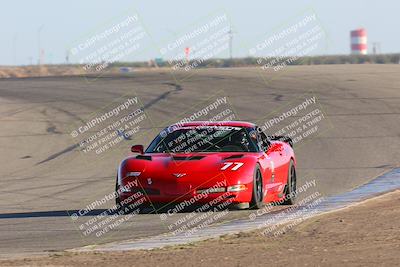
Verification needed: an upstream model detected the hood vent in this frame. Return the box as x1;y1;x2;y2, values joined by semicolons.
136;155;152;161
224;154;244;160
172;155;204;161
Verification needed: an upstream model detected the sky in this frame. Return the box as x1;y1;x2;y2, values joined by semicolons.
0;0;399;66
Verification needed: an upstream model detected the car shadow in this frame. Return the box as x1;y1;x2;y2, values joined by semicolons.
0;209;113;219
0;203;231;219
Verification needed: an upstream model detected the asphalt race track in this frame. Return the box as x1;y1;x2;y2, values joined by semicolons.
0;65;399;256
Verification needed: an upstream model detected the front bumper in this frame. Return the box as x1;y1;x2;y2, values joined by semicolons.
118;184;252;206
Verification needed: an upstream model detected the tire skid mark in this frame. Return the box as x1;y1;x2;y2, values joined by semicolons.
36;82;183;165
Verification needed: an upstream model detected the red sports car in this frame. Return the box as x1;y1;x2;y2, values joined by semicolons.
115;121;296;210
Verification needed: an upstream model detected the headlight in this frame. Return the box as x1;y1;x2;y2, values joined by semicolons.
227;184;247;192
196;187;226;194
126;171;141;177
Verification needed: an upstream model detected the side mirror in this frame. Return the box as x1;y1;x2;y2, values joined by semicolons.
266;142;282;154
131;145;144;154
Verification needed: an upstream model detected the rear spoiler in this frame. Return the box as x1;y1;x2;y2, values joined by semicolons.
267;135;293;147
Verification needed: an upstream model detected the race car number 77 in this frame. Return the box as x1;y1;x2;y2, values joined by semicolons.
221;162;244;171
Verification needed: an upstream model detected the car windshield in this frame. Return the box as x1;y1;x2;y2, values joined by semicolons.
146;126;259;153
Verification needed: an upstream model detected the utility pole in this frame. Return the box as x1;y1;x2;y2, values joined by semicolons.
66;49;70;64
12;34;17;65
372;42;381;55
37;25;44;65
228;25;233;60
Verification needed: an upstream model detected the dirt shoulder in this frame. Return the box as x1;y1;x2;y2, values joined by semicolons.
0;65;87;78
2;190;400;267
0;65;163;78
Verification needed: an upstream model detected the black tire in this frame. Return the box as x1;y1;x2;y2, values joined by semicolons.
283;159;297;205
250;165;264;209
115;178;123;210
115;178;153;214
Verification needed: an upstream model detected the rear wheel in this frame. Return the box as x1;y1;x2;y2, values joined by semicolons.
283;159;297;205
250;165;263;209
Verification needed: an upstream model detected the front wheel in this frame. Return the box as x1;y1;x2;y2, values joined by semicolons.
115;179;154;214
115;179;123;210
250;165;264;209
283;159;297;205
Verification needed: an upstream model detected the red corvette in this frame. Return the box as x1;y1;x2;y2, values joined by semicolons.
116;121;297;210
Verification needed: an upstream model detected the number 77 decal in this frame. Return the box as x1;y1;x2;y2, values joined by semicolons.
221;162;244;171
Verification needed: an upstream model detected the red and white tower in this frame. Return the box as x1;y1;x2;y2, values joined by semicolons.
350;28;367;55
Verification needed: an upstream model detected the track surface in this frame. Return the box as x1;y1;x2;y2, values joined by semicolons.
0;65;399;256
